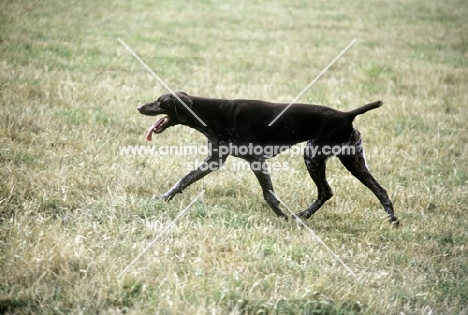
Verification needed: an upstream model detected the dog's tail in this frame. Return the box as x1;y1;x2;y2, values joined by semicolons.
347;100;384;120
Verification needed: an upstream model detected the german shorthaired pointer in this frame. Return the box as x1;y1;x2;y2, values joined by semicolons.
138;92;398;227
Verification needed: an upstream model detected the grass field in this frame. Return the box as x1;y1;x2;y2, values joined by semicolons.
1;0;467;314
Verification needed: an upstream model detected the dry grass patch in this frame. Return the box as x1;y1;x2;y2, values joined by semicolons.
1;0;467;314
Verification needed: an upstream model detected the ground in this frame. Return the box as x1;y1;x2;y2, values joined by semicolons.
1;0;467;314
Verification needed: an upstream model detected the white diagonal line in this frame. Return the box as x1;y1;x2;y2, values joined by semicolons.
269;190;357;277
268;39;356;126
118;38;207;126
117;190;205;278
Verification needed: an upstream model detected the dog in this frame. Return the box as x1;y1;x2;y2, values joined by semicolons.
138;92;398;227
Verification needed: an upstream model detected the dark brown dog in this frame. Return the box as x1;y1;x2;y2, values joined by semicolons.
138;92;398;226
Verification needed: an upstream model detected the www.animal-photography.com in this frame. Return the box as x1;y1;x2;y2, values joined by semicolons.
1;1;467;314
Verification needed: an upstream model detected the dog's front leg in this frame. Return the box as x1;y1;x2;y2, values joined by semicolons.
244;157;288;219
159;149;228;201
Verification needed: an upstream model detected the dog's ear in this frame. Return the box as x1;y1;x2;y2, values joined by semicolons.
171;92;193;123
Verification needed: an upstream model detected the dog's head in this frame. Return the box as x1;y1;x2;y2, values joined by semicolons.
138;92;193;141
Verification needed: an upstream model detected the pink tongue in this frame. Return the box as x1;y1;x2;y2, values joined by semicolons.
145;116;168;142
145;125;154;141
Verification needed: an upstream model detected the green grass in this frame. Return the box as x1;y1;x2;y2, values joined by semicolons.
1;0;468;314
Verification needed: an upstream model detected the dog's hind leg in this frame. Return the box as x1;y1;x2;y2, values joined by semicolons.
338;129;399;227
295;141;334;219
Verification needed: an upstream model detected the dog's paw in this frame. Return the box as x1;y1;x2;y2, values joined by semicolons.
277;213;288;221
157;192;175;202
390;217;400;229
292;211;308;221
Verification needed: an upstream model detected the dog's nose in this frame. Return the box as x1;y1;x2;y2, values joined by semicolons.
137;104;144;111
